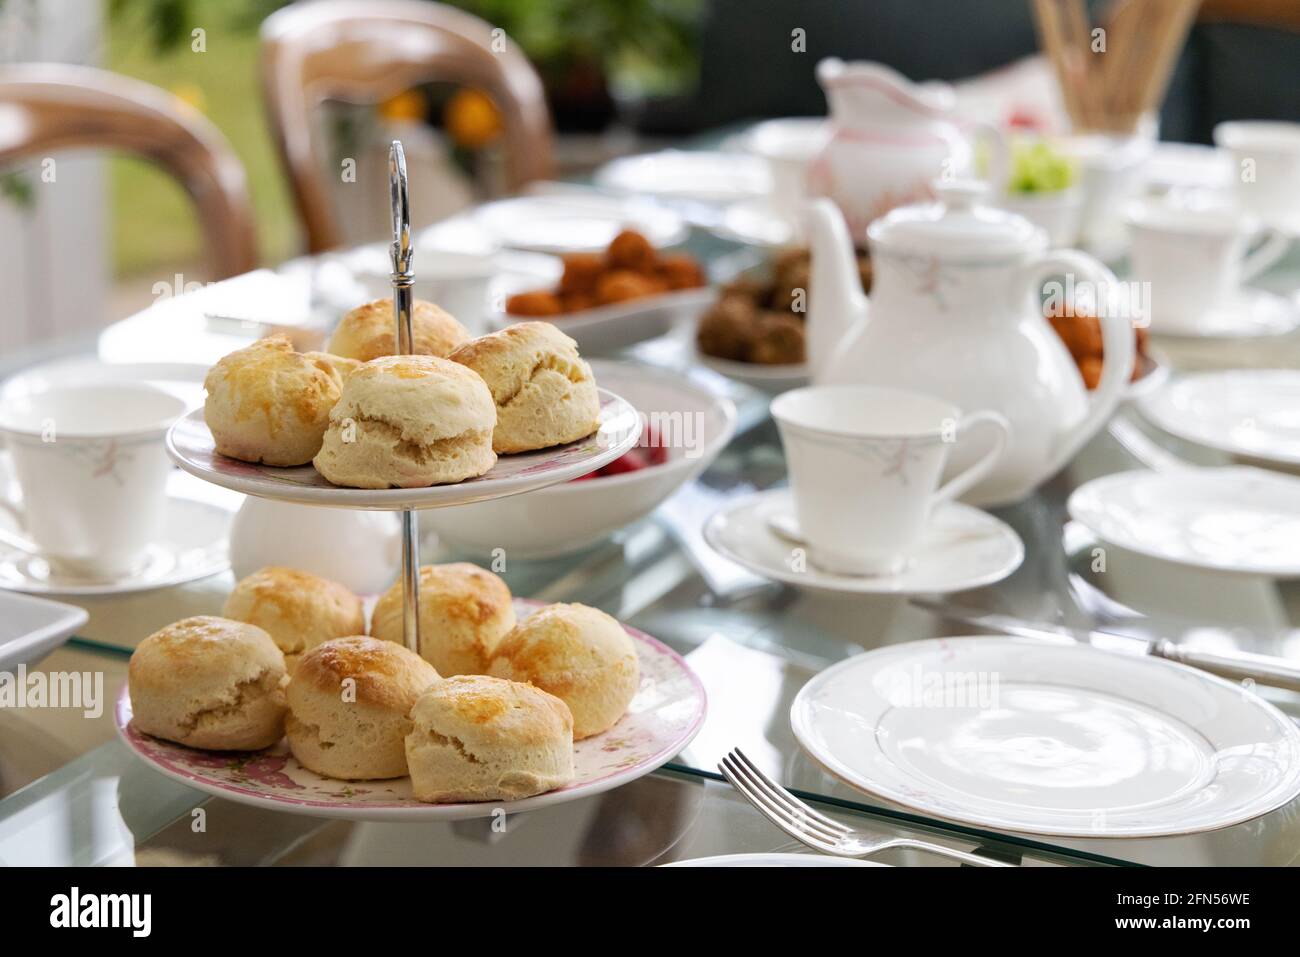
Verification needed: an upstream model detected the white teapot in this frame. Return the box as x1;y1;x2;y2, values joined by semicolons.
805;181;1133;507
808;58;1007;233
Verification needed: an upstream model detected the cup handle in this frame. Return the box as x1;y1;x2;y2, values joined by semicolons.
1241;227;1290;283
933;410;1011;505
0;496;39;556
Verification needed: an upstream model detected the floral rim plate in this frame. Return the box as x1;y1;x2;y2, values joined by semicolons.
116;599;707;821
791;637;1300;838
166;389;641;510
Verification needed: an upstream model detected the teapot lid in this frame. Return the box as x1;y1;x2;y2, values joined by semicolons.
867;180;1045;260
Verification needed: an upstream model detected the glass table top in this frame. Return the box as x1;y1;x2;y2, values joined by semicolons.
3;204;1300;868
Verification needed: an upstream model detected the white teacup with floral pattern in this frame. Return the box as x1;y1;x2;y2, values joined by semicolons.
772;385;1009;576
0;383;187;578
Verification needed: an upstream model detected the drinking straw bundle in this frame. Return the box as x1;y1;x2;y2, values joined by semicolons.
1031;0;1200;134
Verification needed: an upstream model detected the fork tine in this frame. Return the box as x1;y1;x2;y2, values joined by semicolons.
721;754;848;847
728;749;850;839
732;748;852;835
719;757;843;854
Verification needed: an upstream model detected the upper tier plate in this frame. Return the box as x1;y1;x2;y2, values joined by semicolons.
166;388;641;510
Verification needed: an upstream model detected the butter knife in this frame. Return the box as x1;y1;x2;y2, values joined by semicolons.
910;599;1300;692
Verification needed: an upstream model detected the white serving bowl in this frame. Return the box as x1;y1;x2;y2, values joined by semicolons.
421;360;736;558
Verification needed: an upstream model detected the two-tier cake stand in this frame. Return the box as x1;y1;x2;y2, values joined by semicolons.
116;142;706;821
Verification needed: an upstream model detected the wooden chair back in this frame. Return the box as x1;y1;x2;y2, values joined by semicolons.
261;0;554;253
0;63;258;279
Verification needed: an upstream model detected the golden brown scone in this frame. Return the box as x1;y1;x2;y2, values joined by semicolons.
406;675;575;803
606;229;657;272
327;298;471;361
286;635;440;780
203;335;345;467
306;351;362;386
312;354;497;488
505;289;564;317
222;566;365;672
128;616;288;751
370;563;515;676
657;253;706;290
594;270;657;306
487;602;639;740
447;322;600;454
558;252;606;295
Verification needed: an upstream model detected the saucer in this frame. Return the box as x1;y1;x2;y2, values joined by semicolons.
1067;466;1300;578
1148;288;1299;339
0;493;232;596
1139;369;1300;468
702;489;1023;594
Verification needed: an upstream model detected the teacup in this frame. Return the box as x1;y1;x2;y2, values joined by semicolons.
1126;199;1289;334
1213;121;1300;230
1063;131;1153;254
0;383;187;578
771;385;1010;576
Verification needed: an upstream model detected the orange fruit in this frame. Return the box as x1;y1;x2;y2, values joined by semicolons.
445;88;502;148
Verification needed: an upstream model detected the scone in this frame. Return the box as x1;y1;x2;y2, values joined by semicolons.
487;602;639;740
370;563;515;676
286;635;440;780
312;355;497;489
222;566;366;672
128;616;288;751
448;322;600;453
405;675;575;803
327;298;470;362
204;335;345;467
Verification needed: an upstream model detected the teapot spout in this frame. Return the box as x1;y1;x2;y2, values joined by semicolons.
804;199;869;383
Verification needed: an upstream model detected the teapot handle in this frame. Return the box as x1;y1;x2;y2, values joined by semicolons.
1028;250;1135;478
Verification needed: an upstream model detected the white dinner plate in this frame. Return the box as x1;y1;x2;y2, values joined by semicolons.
0;590;87;671
791;637;1300;838
488;287;716;355
703;489;1023;595
166;389;640;510
116;599;706;821
470;195;689;253
664;853;885;867
1068;467;1300;578
1138;369;1300;468
711;199;802;248
594;150;772;203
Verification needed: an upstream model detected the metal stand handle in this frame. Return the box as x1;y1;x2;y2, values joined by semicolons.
389;141;420;654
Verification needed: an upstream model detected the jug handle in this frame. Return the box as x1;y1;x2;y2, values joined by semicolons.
962;121;1009;194
1029;250;1135;478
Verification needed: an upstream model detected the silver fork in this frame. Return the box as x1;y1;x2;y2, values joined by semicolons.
719;749;1014;867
